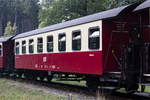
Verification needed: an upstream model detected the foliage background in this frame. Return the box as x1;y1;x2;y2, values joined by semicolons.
0;0;145;36
38;0;145;28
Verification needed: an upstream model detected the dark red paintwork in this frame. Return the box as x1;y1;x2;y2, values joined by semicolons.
15;51;103;75
0;56;3;68
0;40;14;69
14;4;149;76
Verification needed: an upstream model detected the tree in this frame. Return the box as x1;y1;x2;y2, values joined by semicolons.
0;0;40;35
104;0;145;9
87;0;106;14
38;0;146;28
38;0;106;28
22;0;39;29
4;21;17;36
41;0;54;9
39;0;66;28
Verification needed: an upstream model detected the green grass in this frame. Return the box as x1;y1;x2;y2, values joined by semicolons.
51;78;86;87
138;86;150;93
0;78;76;100
144;86;150;92
119;85;150;93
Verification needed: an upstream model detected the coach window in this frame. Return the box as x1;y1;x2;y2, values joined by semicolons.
37;37;43;53
89;27;100;50
0;45;2;56
58;34;66;51
47;36;53;52
72;30;81;50
15;42;20;55
22;41;26;54
29;39;34;54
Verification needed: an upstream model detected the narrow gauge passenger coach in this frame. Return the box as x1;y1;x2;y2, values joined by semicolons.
14;20;102;75
14;19;103;83
12;4;135;89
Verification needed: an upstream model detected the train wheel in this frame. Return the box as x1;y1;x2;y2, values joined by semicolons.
24;73;32;80
125;83;139;94
47;76;53;82
86;77;99;90
13;74;17;79
31;75;37;80
141;85;145;92
18;73;22;78
40;77;44;81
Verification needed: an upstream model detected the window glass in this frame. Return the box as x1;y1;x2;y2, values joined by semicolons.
89;27;100;50
29;39;34;54
58;34;66;51
47;36;53;52
37;38;43;53
22;41;26;54
15;42;19;55
0;45;2;56
72;31;81;50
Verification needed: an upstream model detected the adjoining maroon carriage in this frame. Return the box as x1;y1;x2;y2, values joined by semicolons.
132;0;150;91
0;36;14;73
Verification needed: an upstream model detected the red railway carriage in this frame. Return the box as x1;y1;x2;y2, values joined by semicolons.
12;4;138;87
0;36;14;73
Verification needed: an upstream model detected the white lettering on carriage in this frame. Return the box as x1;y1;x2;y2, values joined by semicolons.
35;64;38;68
52;65;56;69
43;57;47;62
34;64;56;69
89;54;94;56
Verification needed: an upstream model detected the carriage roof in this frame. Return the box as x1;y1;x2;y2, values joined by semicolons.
134;0;150;12
13;5;131;40
0;36;14;43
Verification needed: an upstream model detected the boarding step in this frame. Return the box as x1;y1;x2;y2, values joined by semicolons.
108;72;121;74
100;79;119;83
134;92;150;97
105;79;119;83
143;74;150;77
2;73;9;76
142;74;150;82
140;83;150;86
56;78;83;81
107;72;121;78
100;86;120;91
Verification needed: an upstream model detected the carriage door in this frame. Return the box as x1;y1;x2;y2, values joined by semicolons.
143;9;150;73
123;23;141;92
128;23;141;74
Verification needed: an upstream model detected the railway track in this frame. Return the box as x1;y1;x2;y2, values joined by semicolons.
0;75;150;100
112;91;150;100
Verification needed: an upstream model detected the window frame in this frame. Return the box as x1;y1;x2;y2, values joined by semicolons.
15;42;20;55
58;33;66;52
47;35;53;53
29;39;34;54
88;26;100;50
37;37;43;53
22;40;26;54
72;30;81;51
0;44;2;56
